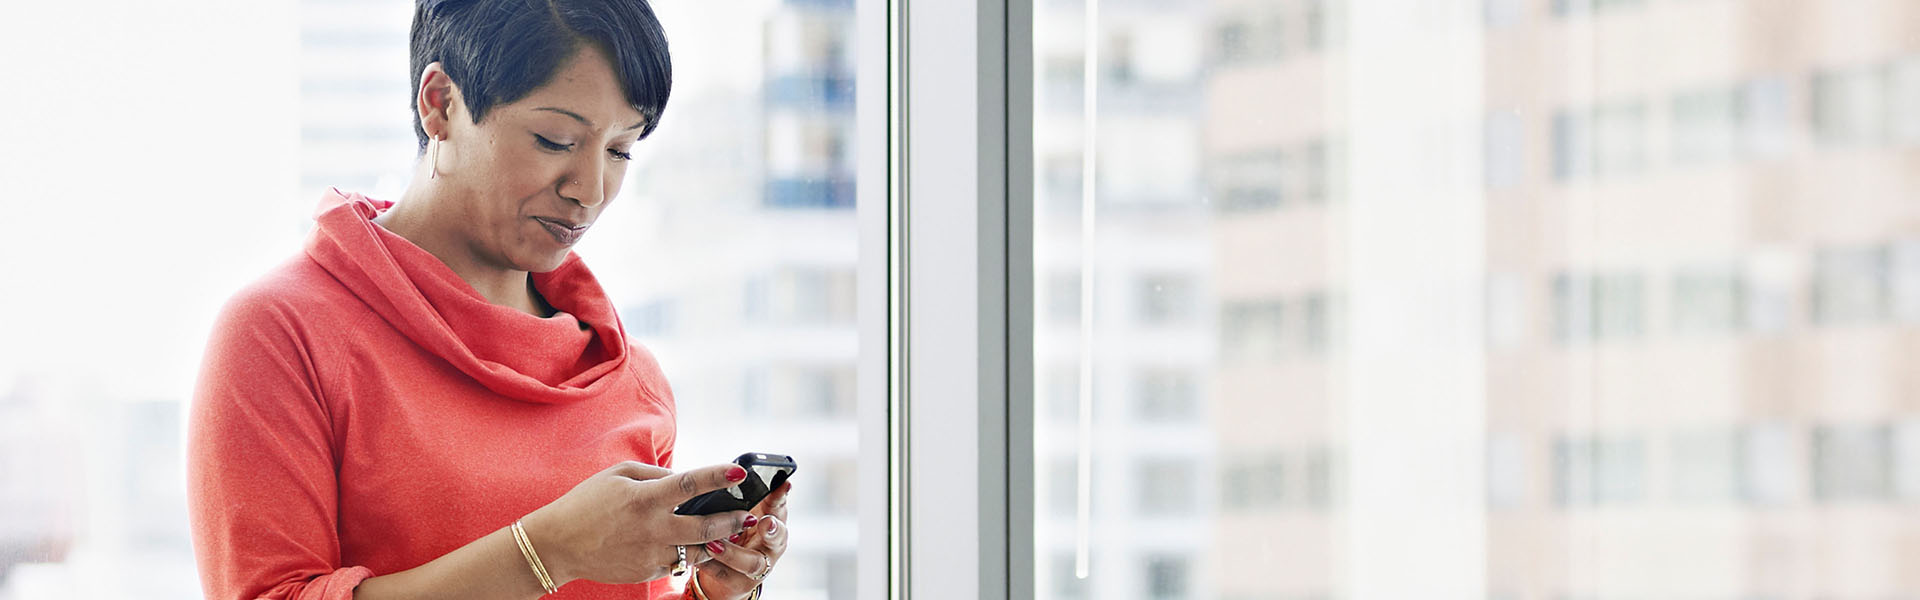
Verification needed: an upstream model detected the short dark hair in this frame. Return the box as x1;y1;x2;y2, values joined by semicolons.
409;0;672;153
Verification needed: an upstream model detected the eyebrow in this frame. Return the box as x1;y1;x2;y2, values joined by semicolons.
535;106;647;132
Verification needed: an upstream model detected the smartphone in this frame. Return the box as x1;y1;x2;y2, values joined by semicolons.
673;452;798;515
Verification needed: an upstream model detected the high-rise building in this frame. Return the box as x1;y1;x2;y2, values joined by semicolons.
1200;0;1349;597
615;1;862;598
1032;1;1218;599
1199;1;1920;598
298;0;415;208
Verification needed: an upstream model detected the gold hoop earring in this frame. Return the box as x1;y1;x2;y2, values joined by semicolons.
429;137;441;180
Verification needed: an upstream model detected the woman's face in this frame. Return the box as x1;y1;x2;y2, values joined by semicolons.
437;44;649;273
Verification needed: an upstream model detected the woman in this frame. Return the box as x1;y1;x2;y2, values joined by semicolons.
186;1;791;598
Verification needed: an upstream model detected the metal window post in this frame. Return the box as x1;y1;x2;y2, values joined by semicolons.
884;0;1034;598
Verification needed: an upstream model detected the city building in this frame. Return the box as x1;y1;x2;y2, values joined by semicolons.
1202;1;1920;599
1033;1;1218;599
613;1;862;598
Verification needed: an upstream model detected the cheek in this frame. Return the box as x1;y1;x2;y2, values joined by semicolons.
605;163;632;196
482;147;562;201
604;171;625;198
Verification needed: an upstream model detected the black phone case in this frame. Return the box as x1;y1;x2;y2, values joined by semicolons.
673;452;797;515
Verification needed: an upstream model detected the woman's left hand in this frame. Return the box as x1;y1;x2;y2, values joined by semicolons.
690;480;792;600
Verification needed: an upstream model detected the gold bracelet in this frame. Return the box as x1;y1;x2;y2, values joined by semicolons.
687;571;709;600
511;520;560;595
688;570;761;600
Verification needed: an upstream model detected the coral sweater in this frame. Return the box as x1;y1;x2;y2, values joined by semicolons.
189;189;682;600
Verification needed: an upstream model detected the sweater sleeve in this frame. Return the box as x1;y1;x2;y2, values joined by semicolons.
188;288;374;600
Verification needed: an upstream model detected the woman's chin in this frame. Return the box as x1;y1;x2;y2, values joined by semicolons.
514;251;571;274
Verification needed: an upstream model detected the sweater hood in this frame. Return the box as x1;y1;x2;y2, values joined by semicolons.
304;188;631;405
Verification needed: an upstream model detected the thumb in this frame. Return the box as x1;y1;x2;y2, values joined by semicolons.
659;462;749;502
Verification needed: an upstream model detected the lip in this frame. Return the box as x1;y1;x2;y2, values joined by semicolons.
532;216;589;246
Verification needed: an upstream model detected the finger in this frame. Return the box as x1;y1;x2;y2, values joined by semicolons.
768;482;791;522
698;539;768;579
668;511;753;546
682;543;715;567
658;463;751;502
751;516;788;557
695;561;751;594
725;507;779;550
735;515;787;558
727;515;765;548
754;481;793;518
753;481;792;512
604;460;673;481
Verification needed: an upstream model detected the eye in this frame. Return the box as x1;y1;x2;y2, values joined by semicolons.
534;134;573;152
608;147;634;161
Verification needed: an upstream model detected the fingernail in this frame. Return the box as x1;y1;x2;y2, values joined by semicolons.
707;541;725;554
729;533;744;544
727;466;747;482
743;515;759;529
768;519;780;535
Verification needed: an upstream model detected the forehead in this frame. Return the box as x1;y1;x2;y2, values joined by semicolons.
505;45;647;130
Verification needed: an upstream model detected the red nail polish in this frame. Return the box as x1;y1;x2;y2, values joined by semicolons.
707;541;725;554
743;515;759;529
768;519;779;535
729;533;744;544
727;466;747;482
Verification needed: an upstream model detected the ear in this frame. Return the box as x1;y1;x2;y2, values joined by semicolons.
416;62;461;141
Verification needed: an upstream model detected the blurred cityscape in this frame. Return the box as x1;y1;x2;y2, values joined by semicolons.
615;0;863;598
1032;0;1920;599
4;1;1919;600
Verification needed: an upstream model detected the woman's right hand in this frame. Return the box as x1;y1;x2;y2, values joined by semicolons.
519;461;754;586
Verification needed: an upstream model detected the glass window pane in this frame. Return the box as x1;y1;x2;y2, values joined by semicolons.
1812;65;1890;147
1484;110;1524;189
1812;425;1892;501
1031;1;1920;599
608;4;869;599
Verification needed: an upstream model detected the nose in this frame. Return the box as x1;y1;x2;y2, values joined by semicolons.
560;159;605;208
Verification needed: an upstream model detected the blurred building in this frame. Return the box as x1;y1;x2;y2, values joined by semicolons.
1201;0;1347;598
0;3;394;597
0;386;195;599
298;0;416;208
1201;1;1920;599
0;381;77;590
614;1;861;598
1032;1;1218;600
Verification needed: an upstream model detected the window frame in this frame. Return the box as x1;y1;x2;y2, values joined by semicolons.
879;0;1036;598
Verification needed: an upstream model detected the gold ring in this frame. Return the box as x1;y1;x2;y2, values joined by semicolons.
751;555;772;581
671;545;689;577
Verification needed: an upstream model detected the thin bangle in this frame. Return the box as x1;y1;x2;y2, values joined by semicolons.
689;570;761;600
511;520;560;595
687;571;709;600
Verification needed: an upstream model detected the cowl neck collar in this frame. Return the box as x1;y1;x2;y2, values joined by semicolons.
304;188;630;405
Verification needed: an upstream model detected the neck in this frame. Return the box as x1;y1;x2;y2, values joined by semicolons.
376;176;550;317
